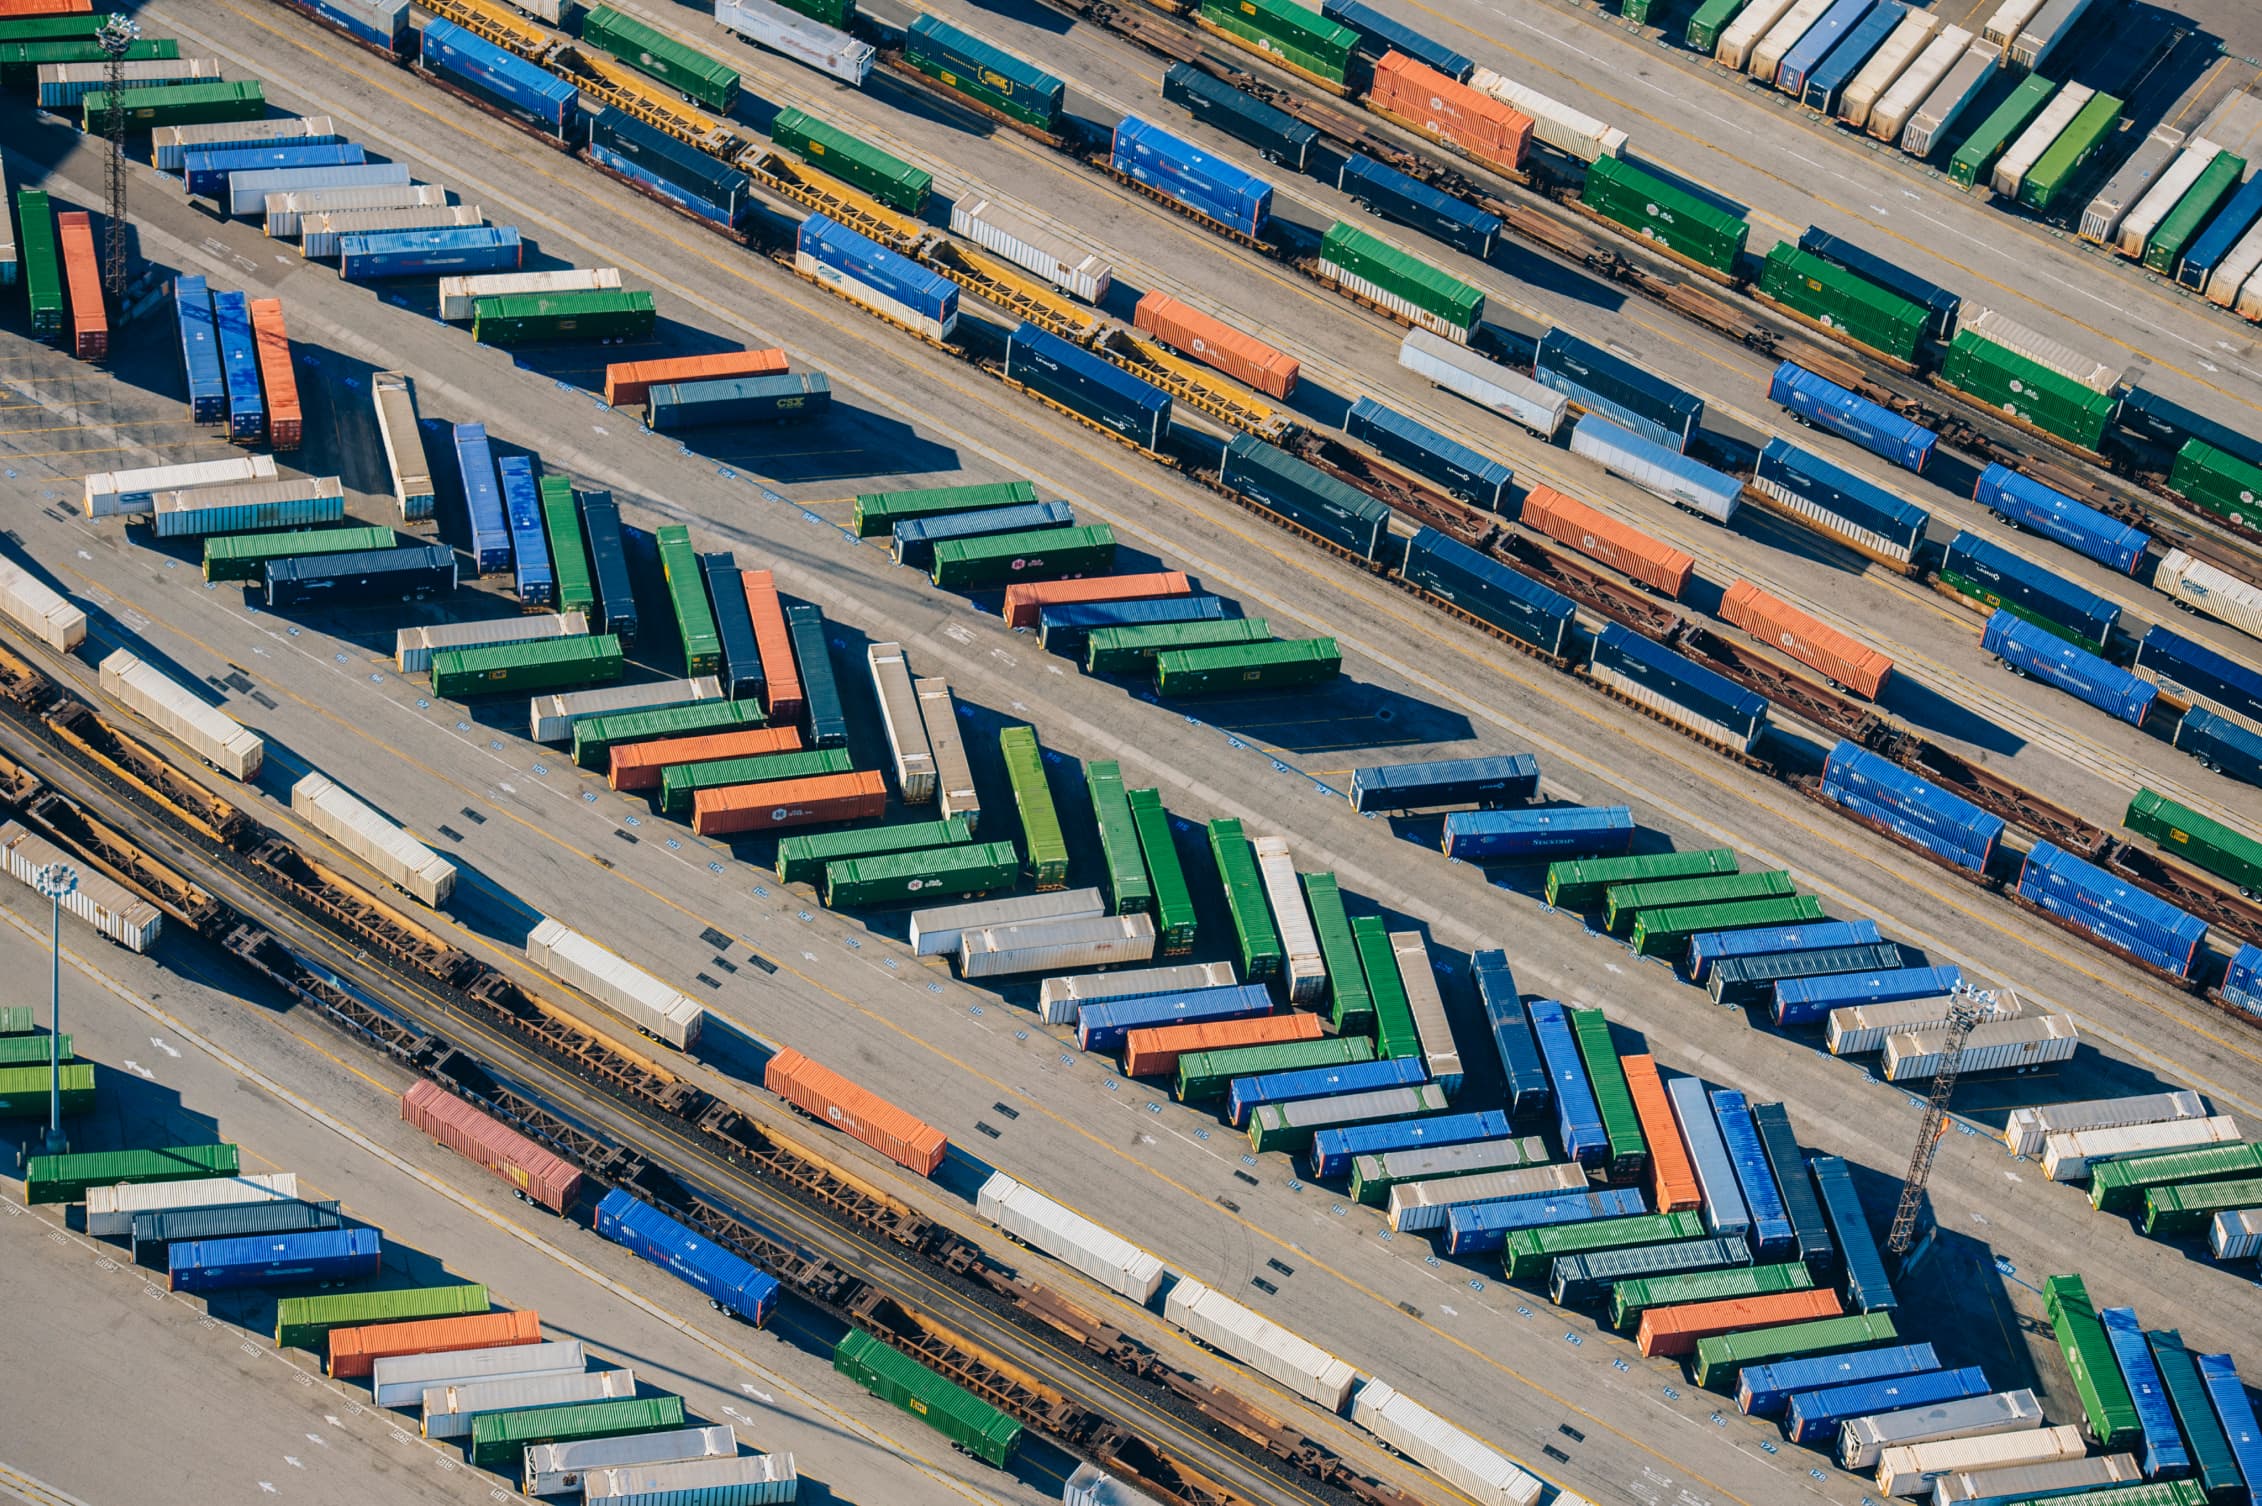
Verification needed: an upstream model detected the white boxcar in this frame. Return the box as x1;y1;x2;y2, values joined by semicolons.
1900;40;1999;157
2004;1089;2208;1156
423;1370;635;1439
958;913;1157;978
372;370;436;520
1868;25;1970;143
149;476;347;538
867;642;936;803
302;204;482;260
1840;1390;2046;1470
1039;961;1237;1026
522;1425;738;1496
1750;0;1836;83
1991;84;2092;199
0;822;165;950
714;0;873;86
914;677;980;829
1980;0;2047;44
438;266;621;322
1931;1455;2140;1504
1253;837;1325;1003
98;649;263;779
226;162;412;218
950;196;1114;303
2116;139;2223;258
0;553;87;652
1958;307;2116;392
583;1454;797;1504
2154;549;2262;640
265;183;446;239
86;1173;299;1237
1875;1424;2084;1496
1350;1379;1541;1506
1826;994;1980;1055
1164;1277;1357;1411
1468;68;1626;159
1399;327;1566;439
2039;1114;2240;1180
397;613;589;674
1717;0;1802;70
156;115;337;173
977;1171;1165;1302
2081;124;2187;243
1882;1015;2076;1081
526;918;704;1048
909;888;1106;957
84;455;277;518
2212;1207;2262;1259
1570;414;1740;521
372;1340;587;1408
529;677;722;744
1840;10;1942;127
1390;930;1462;1096
1387;1163;1583;1233
291;772;458;906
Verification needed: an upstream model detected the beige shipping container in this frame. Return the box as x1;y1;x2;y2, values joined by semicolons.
98;649;263;779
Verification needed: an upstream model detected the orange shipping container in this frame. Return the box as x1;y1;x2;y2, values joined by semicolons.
1520;484;1693;597
0;1;95;14
1131;291;1300;399
1620;1054;1701;1213
1369;52;1532;174
1635;1289;1840;1358
1122;1011;1325;1078
692;769;886;836
326;1309;542;1378
765;1045;947;1175
741;570;804;726
1718;580;1893;700
248;298;303;451
1002;571;1192;630
611;725;801;790
56;210;105;361
605;348;788;408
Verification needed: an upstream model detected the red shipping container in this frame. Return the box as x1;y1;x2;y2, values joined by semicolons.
610;725;801;791
1620;1054;1701;1213
1002;571;1192;629
56;210;105;361
1635;1288;1840;1358
741;570;804;726
765;1045;948;1175
1369;51;1532;175
1132;291;1300;399
692;769;886;836
1718;580;1894;699
1121;1011;1324;1077
401;1079;584;1213
248;298;303;451
605;348;788;408
1520;484;1694;597
327;1309;541;1378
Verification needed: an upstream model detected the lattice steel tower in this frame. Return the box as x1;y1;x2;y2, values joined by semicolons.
97;13;139;300
1885;984;1991;1257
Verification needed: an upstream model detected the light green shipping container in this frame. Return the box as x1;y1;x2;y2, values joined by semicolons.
274;1283;489;1350
1941;329;2115;451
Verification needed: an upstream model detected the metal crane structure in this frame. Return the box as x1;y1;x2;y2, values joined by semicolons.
1885;983;1994;1261
97;13;139;301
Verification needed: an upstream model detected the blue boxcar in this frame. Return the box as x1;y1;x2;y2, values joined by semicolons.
1796;227;1962;337
1753;438;1929;567
1321;0;1473;76
2020;840;2207;979
1589;624;1770;752
1401;527;1578;660
339;226;523;280
1984;612;2156;727
1810;1153;1895;1312
1039;596;1225;656
1349;753;1541;812
1228;1057;1427;1127
1772;964;1963;1027
894;501;1076;570
184;142;366;200
210;290;266;445
1738;1341;1938;1416
2101;1307;2191;1479
1820;740;2004;873
2176;707;2262;787
1769;362;1937;472
1528;999;1608;1167
1775;0;1875;98
1076;984;1271;1053
1443;805;1636;862
798;213;959;334
167;1226;381;1293
2137;624;2262;727
1306;1109;1512;1179
1112;116;1273;236
1950;520;2133;649
1687;919;1885;982
173;275;226;426
1006;321;1172;453
497;455;553;608
1338;153;1501;258
1710;1089;1794;1260
1536;329;1702;451
2224;943;2262;1019
1446;1188;1647;1255
452;422;513;575
1667;1072;1750;1242
2179;171;2262;291
1346;396;1513;510
1974;464;2147;574
1474;949;1551;1119
594;1189;779;1325
419;18;580;141
1801;1;1904;114
1783;1366;1985;1444
2195;1350;2262;1497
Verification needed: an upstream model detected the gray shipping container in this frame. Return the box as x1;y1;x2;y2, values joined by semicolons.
1901;41;2001;156
910;887;1106;956
1839;1391;2047;1470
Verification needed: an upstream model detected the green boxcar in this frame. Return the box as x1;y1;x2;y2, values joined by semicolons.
1086;761;1152;915
1949;74;2059;190
202;525;394;583
1581;155;1749;276
1208;817;1283;980
1756;244;1927;364
2089;1141;2262;1213
834;1329;1022;1466
18;187;59;338
1603;870;1795;934
824;841;1021;907
1302;872;1372;1036
654;524;721;677
2169;439;2262;531
0;1063;95;1117
778;816;973;886
770;0;854;26
902;15;1065;130
1176;1036;1373;1102
23;1143;238;1205
470;1396;686;1469
2144;1175;2262;1236
2146;151;2246;274
1568;1007;1647;1179
537;475;597;618
1609;1261;1814;1330
2124;789;2262;893
1086;618;1271;675
1684;0;1750;51
428;634;624;698
2043;1274;2141;1449
1198;0;1357;82
2020;91;2124;212
0;1005;32;1034
571;699;763;770
274;1283;489;1351
1501;1209;1709;1281
0;1035;70;1067
1546;848;1737;909
82;79;264;131
1128;787;1197;953
580;5;739;112
660;747;854;816
852;480;1036;537
1351;913;1420;1059
1156;638;1342;696
1628;895;1825;957
471;289;657;347
1319;220;1485;334
999;726;1069;889
771;106;932;215
1691;1312;1900;1390
1248;1084;1449;1153
930;525;1117;589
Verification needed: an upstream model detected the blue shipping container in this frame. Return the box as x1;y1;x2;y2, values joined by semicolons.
210;290;266;445
160;129;346;175
1307;1109;1512;1180
1229;1056;1427;1127
419;18;580;141
1984;611;2157;727
1667;1072;1751;1242
797;213;959;335
1112;116;1274;237
1974;464;2148;575
497;455;554;608
1801;1;1905;114
1796;226;1962;337
594;1188;779;1325
339;226;523;280
184;142;367;200
2179;172;2262;290
2225;943;2262;1019
2176;707;2262;788
1076;984;1272;1053
1783;1366;1988;1445
1005;321;1172;452
1768;361;1937;473
2019;840;2207;978
1338;153;1501;257
1709;1089;1794;1260
1810;1153;1895;1314
1446;1188;1647;1255
894;502;1076;569
304;0;411;53
589;110;751;227
1346;396;1513;511
1776;0;1875;97
452;422;513;575
1820;740;2004;873
1945;531;2120;648
167;1226;382;1293
1473;949;1551;1119
1039;595;1226;655
1772;964;1963;1027
1738;1341;1938;1416
1589;624;1770;752
1528;999;1608;1167
1536;329;1703;451
1752;438;1930;566
2100;1307;2191;1479
1401;527;1579;660
1688;919;1885;982
1321;0;1473;75
173;275;226;426
1443;805;1636;862
2194;1351;2262;1498
2138;624;2262;727
1349;753;1541;813
589;139;741;229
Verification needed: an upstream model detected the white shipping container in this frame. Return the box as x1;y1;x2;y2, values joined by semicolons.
83;456;277;518
0;821;165;950
1882;1015;2077;1081
2010;0;2093;69
529;677;722;744
910;888;1106;957
1841;1390;2047;1470
2117;138;2223;257
2211;1207;2262;1259
1387;1163;1584;1233
1875;1424;2084;1497
2004;1089;2209;1156
1320;255;1471;341
1841;11;1942;128
1065;1464;1167;1506
1980;0;2047;44
977;1171;1164;1302
0;553;87;652
1991;84;2093;198
1253;837;1325;1003
86;1173;299;1237
1390;930;1463;1096
2081;124;2187;243
1350;1379;1542;1506
1398;326;1566;439
1901;41;2000;158
227;162;413;218
98;649;264;780
1751;0;1836;83
149;477;347;538
40;58;222;108
867;642;936;803
1930;1454;2141;1504
1869;26;1971;144
1039;962;1237;1026
1569;416;1739;520
265;183;446;239
1827;993;1995;1055
958;913;1157;978
292;772;458;906
0;154;12;286
714;0;873;86
951;196;1114;304
371;370;436;521
438;267;621;322
1717;0;1803;70
522;1425;738;1496
1958;307;2116;392
157;115;337;174
302;204;482;260
2239;268;2262;323
584;1454;798;1505
422;1370;636;1438
372;1340;587;1408
396;613;589;674
2040;1114;2240;1180
796;248;957;342
2154;549;2262;640
2206;217;2262;306
1468;68;1626;159
913;677;979;830
1164;1277;1358;1410
526;918;704;1048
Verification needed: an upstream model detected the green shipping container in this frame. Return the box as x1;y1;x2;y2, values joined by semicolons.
0;1062;94;1118
1609;1261;1814;1330
660;747;854;816
2043;1274;2141;1449
1501;1209;1710;1280
2169;439;2262;530
2091;1141;2262;1213
834;1329;1023;1466
1568;1007;1647;1178
580;5;740;112
0;1035;70;1067
471;289;658;347
852;480;1037;536
274;1283;489;1351
1156;638;1343;695
429;634;624;698
1629;895;1825;957
1302;872;1372;1036
2146;1175;2262;1235
778;816;973;886
1603;870;1796;934
538;475;597;618
1086;761;1152;915
469;1396;686;1469
1198;0;1357;82
23;1143;239;1205
1319;220;1485;333
771;106;932;215
2124;789;2262;893
0;1005;32;1034
1000;725;1069;889
930;524;1117;589
1086;618;1271;675
203;525;394;582
1207;817;1283;980
1129;787;1197;953
1684;0;1750;52
824;841;1021;907
1949;74;2060;189
1177;1036;1374;1102
1941;330;2117;452
571;699;764;770
1581;155;1749;276
656;524;720;677
902;16;1065;131
1938;562;2107;653
1691;1312;1900;1390
770;0;854;26
1352;913;1421;1059
18;188;59;338
1756;244;1927;364
1546;848;1737;909
2146;151;2246;274
82;79;264;131
0;16;113;44
2019;91;2124;212
2;37;176;86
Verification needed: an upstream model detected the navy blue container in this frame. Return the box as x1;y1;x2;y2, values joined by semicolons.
783;603;847;747
1739;1342;1936;1417
590;111;751;228
1589;624;1769;752
594;1188;779;1325
894;501;1076;569
296;0;411;54
1772;964;1963;1027
1783;1366;1982;1444
419;18;580;141
172;275;226;426
1984;612;2156;727
1800;0;1903;114
497;455;553;607
1753;438;1930;566
1973;464;2147;574
1536;329;1703;451
1751;1100;1835;1273
2020;839;2207;978
1528;999;1608;1167
700;552;764;703
1946;531;2119;650
2137;624;2262;727
1447;1188;1646;1255
210;290;265;445
1321;0;1473;76
798;214;958;334
167;1226;381;1292
1687;918;1884;982
131;1198;346;1269
1443;805;1636;862
1219;434;1391;559
184;143;366;200
1006;322;1171;451
1346;396;1513;509
449;423;512;576
1038;595;1226;656
1348;753;1541;812
2194;1350;2262;1496
1768;361;1937;472
262;545;456;608
1400;527;1578;659
1709;1089;1794;1260
1338;153;1501;257
1820;740;2004;872
2224;942;2262;1019
1075;983;1272;1053
648;374;831;431
578;491;637;645
2178;172;2262;290
340;226;523;280
1160;64;1317;171
2119;386;2262;473
1711;943;1905;1007
1474;949;1550;1119
1228;1056;1427;1127
1809;1153;1895;1313
2101;1307;2191;1479
1775;0;1874;97
2175;706;2262;787
1111;115;1274;237
1307;1109;1512;1179
1796;226;1962;338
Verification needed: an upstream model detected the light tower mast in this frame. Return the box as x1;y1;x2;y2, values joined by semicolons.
97;13;139;301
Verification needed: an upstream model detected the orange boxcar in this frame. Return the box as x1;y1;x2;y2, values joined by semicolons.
1635;1289;1841;1358
1002;571;1192;629
56;210;104;361
741;570;804;726
1619;1054;1701;1213
326;1308;541;1378
1718;580;1894;700
1121;1011;1325;1078
248;298;302;450
1369;52;1532;175
765;1045;947;1176
605;348;788;408
1520;484;1694;598
1131;290;1300;399
691;769;886;836
611;725;801;791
